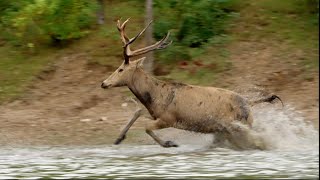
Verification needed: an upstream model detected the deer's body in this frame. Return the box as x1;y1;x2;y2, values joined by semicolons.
101;19;282;149
128;68;253;133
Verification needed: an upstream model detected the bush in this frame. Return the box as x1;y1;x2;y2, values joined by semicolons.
1;0;98;47
153;0;235;63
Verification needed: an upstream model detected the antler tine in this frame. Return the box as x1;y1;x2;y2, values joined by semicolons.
157;39;173;50
130;31;172;56
116;18;172;64
116;18;122;30
127;20;153;45
155;32;172;50
117;18;130;44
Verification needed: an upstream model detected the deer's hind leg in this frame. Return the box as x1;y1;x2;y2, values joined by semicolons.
146;119;178;148
226;123;267;150
212;131;229;147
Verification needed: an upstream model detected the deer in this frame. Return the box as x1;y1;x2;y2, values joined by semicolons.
101;18;283;149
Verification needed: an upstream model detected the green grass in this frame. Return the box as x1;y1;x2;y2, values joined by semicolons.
262;0;318;67
163;40;232;86
0;45;54;102
234;0;319;70
163;0;319;85
158;33;233;86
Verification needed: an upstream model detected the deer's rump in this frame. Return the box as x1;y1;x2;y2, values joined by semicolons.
167;86;253;133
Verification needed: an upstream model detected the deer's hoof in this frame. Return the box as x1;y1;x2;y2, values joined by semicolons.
163;141;179;148
114;135;126;145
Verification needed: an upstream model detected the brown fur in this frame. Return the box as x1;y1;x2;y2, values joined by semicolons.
101;59;277;149
128;68;253;130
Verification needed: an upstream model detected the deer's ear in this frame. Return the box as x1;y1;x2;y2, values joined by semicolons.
136;57;146;68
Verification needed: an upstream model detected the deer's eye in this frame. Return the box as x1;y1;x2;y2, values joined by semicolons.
118;69;124;73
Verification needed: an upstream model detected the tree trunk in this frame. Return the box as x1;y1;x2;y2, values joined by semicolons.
144;0;154;73
97;0;105;25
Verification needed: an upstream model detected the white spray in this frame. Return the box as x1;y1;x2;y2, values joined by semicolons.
250;104;319;150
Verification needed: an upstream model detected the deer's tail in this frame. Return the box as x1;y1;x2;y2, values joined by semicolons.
250;94;284;108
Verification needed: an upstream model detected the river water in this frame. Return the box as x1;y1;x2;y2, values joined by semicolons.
0;106;318;179
0;145;318;179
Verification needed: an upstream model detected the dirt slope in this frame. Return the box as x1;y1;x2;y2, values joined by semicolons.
214;40;319;128
0;53;150;146
213;1;319;128
0;2;318;146
0;44;317;146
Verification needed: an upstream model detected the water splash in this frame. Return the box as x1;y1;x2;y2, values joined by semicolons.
251;104;319;150
160;103;319;151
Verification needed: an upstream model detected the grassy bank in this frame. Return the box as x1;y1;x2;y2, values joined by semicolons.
232;0;319;70
0;0;318;103
0;45;54;102
0;1;145;103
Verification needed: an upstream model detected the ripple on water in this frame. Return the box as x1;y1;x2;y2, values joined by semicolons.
0;145;318;179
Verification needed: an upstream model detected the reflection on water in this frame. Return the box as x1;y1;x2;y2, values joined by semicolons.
0;145;318;179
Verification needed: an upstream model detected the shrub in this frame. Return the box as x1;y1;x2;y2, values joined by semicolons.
1;0;98;47
153;0;234;63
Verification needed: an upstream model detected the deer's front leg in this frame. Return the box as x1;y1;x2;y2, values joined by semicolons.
146;120;178;148
114;109;142;145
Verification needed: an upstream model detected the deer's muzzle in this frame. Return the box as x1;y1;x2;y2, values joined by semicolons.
101;82;110;89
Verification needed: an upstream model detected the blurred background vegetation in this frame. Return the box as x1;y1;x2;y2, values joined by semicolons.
0;0;98;46
0;0;319;102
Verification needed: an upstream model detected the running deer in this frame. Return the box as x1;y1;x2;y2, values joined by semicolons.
101;19;283;149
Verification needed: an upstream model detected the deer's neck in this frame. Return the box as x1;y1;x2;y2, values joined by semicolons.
127;68;172;119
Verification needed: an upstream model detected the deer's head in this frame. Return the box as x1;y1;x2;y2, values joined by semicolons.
101;18;171;89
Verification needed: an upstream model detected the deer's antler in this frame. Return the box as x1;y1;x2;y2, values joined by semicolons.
117;18;172;64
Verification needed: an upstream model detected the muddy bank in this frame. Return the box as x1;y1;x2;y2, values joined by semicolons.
0;49;318;146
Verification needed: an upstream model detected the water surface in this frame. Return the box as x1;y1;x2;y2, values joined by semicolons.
1;105;318;179
0;145;318;179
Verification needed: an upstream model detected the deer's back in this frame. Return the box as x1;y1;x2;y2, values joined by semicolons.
165;85;253;133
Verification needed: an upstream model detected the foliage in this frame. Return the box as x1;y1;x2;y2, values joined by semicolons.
303;0;319;25
153;0;235;64
0;1;33;16
306;0;319;13
0;0;98;48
